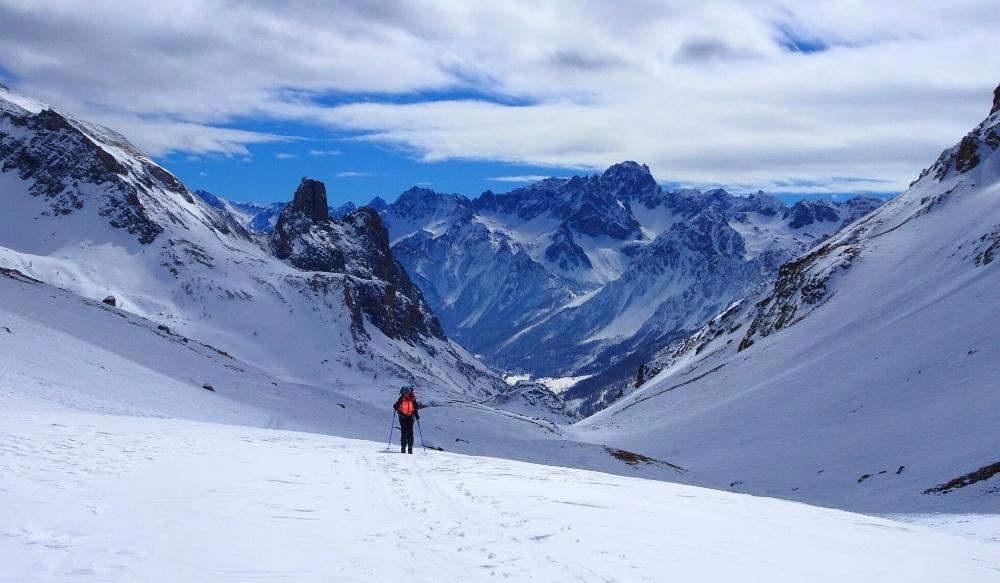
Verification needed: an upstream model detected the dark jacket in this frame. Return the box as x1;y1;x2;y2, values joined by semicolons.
393;395;420;420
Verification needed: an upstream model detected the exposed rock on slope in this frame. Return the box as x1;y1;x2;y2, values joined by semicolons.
270;178;446;343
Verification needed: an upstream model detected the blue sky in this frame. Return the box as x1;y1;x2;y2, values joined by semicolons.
1;1;996;206
158;122;585;206
160;110;899;205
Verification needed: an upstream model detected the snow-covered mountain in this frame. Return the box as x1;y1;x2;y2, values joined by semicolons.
371;163;882;407
576;86;1000;513
0;83;696;477
0;84;500;404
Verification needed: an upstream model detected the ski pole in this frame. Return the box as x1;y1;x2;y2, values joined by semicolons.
386;410;396;451
416;417;427;454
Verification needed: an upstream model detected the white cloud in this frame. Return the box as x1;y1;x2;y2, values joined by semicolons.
274;152;297;160
335;171;380;178
1;1;998;190
309;149;342;157
488;175;556;183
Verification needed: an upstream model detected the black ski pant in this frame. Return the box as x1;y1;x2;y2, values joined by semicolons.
399;415;415;451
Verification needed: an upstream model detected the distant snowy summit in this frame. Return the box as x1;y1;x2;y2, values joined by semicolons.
369;163;882;411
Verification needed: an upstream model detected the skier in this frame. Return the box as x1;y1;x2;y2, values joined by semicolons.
393;386;420;454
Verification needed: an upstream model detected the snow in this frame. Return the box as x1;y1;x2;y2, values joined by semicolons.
502;374;591;394
3;410;998;583
890;514;1000;544
0;84;46;114
0;270;692;482
537;375;593;394
6;265;994;581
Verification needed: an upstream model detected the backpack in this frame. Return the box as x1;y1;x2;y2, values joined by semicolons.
399;393;416;417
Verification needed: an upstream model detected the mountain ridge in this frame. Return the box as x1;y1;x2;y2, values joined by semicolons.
0;84;502;403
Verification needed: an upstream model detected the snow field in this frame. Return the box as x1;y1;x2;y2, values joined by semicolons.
2;411;998;583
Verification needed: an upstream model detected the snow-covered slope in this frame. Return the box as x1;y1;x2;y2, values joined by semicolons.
4;409;998;582
0;266;694;480
578;86;1000;513
0;84;499;405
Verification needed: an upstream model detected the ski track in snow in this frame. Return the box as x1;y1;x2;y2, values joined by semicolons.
2;411;999;583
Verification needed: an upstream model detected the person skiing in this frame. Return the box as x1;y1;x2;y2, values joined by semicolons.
393;386;420;454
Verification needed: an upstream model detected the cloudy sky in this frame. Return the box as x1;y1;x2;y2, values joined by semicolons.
1;0;997;205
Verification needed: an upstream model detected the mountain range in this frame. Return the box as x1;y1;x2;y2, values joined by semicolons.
1;80;998;517
203;163;883;414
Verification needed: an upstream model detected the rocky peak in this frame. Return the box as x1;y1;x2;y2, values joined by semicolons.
367;196;389;212
391;186;469;220
268;179;446;342
600;161;658;196
545;223;593;271
330;201;358;219
788;199;840;229
290;177;328;222
270;179;337;268
739;191;787;217
925;84;1000;181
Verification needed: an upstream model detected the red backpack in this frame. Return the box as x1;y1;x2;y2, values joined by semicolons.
399;393;416;417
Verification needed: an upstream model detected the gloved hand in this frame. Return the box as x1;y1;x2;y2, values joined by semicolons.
415;414;420;420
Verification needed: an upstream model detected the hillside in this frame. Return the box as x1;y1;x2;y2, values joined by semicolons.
0;84;499;406
578;85;1000;513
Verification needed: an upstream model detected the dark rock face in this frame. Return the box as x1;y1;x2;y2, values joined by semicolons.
925;86;1000;182
269;179;445;343
474;172;641;240
545;224;593;270
955;136;981;173
339;208;446;342
291;178;329;222
788;200;840;229
739;191;785;217
0;106;165;244
599;161;660;206
269;179;343;270
566;187;641;239
840;197;885;225
738;241;861;351
973;226;1000;266
102;295;117;307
